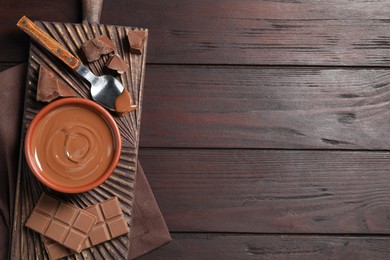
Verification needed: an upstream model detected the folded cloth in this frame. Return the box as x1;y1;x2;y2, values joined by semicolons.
0;64;171;259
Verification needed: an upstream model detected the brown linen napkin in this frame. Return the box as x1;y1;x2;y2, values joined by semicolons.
0;63;171;259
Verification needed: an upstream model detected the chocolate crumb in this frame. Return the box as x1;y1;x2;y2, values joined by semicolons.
82;35;116;62
127;30;147;55
37;66;77;102
106;54;129;74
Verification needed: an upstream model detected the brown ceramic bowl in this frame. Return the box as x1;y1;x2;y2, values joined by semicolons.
25;98;121;193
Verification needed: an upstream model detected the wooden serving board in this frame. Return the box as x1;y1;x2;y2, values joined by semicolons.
10;20;147;259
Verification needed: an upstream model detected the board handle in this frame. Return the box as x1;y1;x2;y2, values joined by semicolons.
82;0;103;23
17;16;81;70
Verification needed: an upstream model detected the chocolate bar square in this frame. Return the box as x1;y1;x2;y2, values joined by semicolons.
84;197;129;247
25;193;97;253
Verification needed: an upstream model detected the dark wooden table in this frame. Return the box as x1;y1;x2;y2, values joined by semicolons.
2;1;390;259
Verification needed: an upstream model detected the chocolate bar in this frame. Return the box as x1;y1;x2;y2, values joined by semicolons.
42;197;129;259
84;197;129;247
25;194;97;253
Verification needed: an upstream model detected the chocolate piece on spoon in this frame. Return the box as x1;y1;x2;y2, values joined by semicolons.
114;88;136;116
37;66;77;102
127;30;147;55
106;54;129;74
82;35;116;62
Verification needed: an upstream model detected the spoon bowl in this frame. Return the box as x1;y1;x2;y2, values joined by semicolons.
76;64;123;110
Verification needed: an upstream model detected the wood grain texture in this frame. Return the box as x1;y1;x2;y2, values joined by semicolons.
140;233;390;260
129;18;390;66
0;0;81;63
2;1;390;65
141;65;390;149
11;21;148;259
3;1;390;259
140;148;390;234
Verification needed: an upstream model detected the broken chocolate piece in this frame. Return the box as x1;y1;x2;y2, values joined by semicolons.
127;30;147;55
82;35;116;62
42;237;71;260
106;54;129;74
97;35;116;54
37;66;77;102
42;197;129;259
82;40;101;62
25;193;97;253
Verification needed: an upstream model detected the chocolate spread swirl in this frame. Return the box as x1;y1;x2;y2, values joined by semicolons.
31;104;115;187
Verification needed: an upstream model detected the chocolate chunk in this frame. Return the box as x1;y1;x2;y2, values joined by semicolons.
127;30;147;55
42;197;129;259
97;35;116;54
37;66;77;102
82;35;116;62
106;54;129;74
25;193;97;253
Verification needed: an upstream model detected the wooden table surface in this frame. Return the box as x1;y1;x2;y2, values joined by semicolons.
2;1;390;259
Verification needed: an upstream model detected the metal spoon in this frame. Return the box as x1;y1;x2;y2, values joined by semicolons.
17;16;123;111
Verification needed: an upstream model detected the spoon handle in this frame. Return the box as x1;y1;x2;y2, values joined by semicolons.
17;16;81;70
